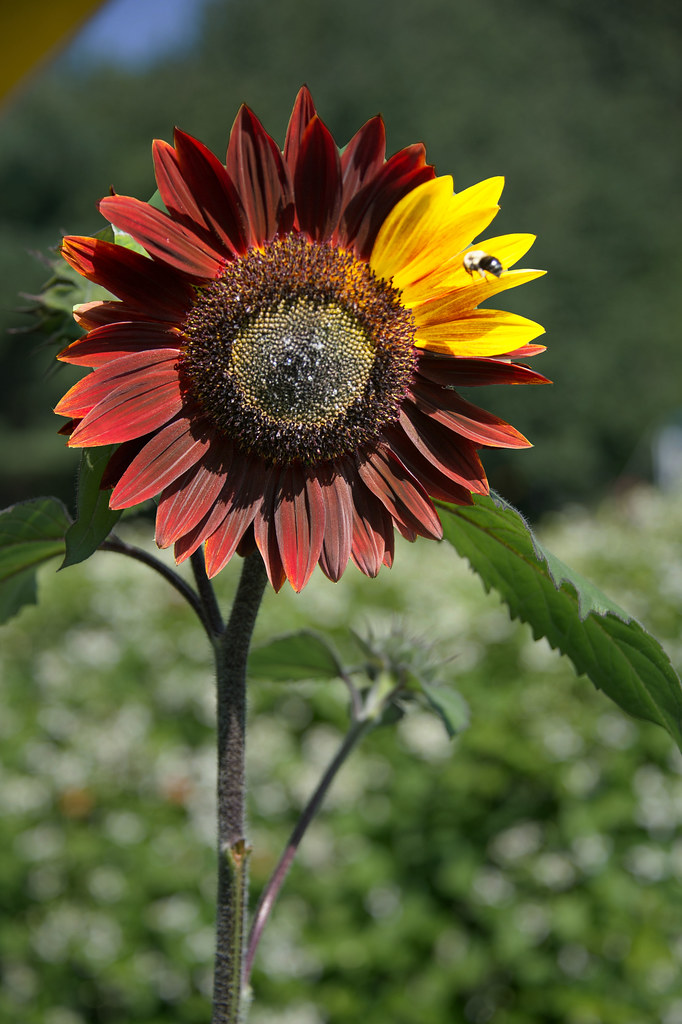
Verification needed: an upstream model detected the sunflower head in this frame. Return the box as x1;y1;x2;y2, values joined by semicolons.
55;86;547;592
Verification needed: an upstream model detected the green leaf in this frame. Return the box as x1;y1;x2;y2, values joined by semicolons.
62;448;122;569
439;495;682;749
249;629;344;682
0;498;72;623
112;225;148;257
0;573;38;625
420;683;470;738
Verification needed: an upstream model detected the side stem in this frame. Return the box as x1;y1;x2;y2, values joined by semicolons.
243;717;371;984
101;536;210;637
212;551;268;1024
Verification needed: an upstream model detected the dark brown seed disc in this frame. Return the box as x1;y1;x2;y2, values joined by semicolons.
181;233;417;464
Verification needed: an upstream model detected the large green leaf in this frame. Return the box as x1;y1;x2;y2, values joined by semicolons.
0;498;71;623
249;630;344;682
62;448;122;569
439;495;682;749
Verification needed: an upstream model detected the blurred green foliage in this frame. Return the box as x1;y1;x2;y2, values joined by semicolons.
1;0;681;512
1;484;682;1023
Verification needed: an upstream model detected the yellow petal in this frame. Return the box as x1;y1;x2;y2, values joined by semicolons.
412;269;546;325
402;233;541;307
370;176;455;281
414;309;546;358
370;176;504;289
394;178;506;291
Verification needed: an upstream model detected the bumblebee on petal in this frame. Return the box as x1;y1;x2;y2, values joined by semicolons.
463;249;504;280
55;86;546;592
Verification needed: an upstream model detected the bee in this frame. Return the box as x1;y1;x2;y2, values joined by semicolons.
463;249;504;280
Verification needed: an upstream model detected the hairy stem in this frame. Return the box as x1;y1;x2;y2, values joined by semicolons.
244;717;371;984
212;552;268;1024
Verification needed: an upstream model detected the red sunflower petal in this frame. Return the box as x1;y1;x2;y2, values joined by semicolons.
417;353;550;388
349;477;394;578
72;300;170;330
394;522;417;545
100;435;151;489
357;447;442;540
61;236;195;318
294;115;342;242
173;128;251;255
339;115;386;214
273;465;326;592
153;138;212;230
69;383;183;447
410;385;531;448
383;424;475;506
174;451;250;560
55;350;180;418
283;85;317;173
235;524;257;558
505;343;547;359
109;417;212;509
253;473;287;592
398;405;489;494
65;353;183;447
226;105;294;246
58;323;184;367
156;453;231;549
317;462;354;583
338;143;436;258
99;196;225;279
201;456;269;576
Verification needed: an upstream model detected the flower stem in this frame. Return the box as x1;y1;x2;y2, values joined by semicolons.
212;551;268;1024
243;717;371;985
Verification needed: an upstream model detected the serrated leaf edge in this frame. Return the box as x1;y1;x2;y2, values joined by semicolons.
437;498;682;745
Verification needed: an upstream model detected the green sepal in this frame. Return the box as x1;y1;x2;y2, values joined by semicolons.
61;448;122;569
419;682;470;738
147;188;166;212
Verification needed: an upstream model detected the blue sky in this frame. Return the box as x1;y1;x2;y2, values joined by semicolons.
67;0;213;67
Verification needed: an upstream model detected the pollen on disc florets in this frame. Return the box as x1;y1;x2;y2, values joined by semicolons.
181;233;417;465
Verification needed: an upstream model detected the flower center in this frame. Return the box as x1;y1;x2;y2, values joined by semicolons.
229;295;375;425
181;234;416;464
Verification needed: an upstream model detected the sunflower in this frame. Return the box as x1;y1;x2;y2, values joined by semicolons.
55;86;547;592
